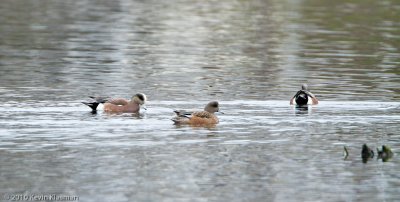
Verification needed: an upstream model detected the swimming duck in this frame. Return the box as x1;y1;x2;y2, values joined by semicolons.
290;84;319;105
172;101;220;125
82;93;147;113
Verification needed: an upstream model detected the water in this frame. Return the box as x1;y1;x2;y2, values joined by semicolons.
1;0;400;201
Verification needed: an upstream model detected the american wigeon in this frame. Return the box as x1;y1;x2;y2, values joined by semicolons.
172;101;220;125
290;84;319;105
82;93;147;113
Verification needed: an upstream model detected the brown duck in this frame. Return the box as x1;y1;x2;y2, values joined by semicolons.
83;93;147;113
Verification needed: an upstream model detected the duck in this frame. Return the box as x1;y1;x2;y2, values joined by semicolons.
172;101;220;125
82;93;147;113
290;84;319;105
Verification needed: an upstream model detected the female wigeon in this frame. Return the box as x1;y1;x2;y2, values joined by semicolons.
172;101;220;125
82;93;147;113
290;84;319;105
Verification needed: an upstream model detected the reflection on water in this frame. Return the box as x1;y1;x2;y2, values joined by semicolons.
294;105;311;115
1;101;399;201
0;0;400;201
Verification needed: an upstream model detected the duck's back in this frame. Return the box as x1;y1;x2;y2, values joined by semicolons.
104;102;139;113
172;111;218;125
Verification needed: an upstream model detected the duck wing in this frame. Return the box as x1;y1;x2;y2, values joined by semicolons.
192;111;213;119
107;98;129;106
89;96;110;103
174;110;194;117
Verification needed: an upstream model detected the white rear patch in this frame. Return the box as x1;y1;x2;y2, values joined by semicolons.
97;103;104;110
307;96;313;105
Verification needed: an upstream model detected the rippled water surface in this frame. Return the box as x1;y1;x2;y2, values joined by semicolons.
1;0;400;201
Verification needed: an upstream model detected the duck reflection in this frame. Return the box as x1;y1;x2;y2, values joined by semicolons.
294;105;316;115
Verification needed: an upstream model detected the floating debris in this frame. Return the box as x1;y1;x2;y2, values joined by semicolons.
343;146;349;160
377;145;393;162
343;144;394;163
361;144;374;163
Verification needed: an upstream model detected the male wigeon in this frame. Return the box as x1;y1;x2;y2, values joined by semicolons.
82;93;147;113
290;84;319;105
172;101;220;125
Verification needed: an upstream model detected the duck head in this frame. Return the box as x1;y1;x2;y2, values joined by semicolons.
204;101;219;113
132;93;147;105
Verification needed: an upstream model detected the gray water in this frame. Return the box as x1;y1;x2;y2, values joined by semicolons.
1;0;400;201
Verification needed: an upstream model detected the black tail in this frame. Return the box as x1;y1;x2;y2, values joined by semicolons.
173;110;192;116
295;91;308;105
82;102;100;111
